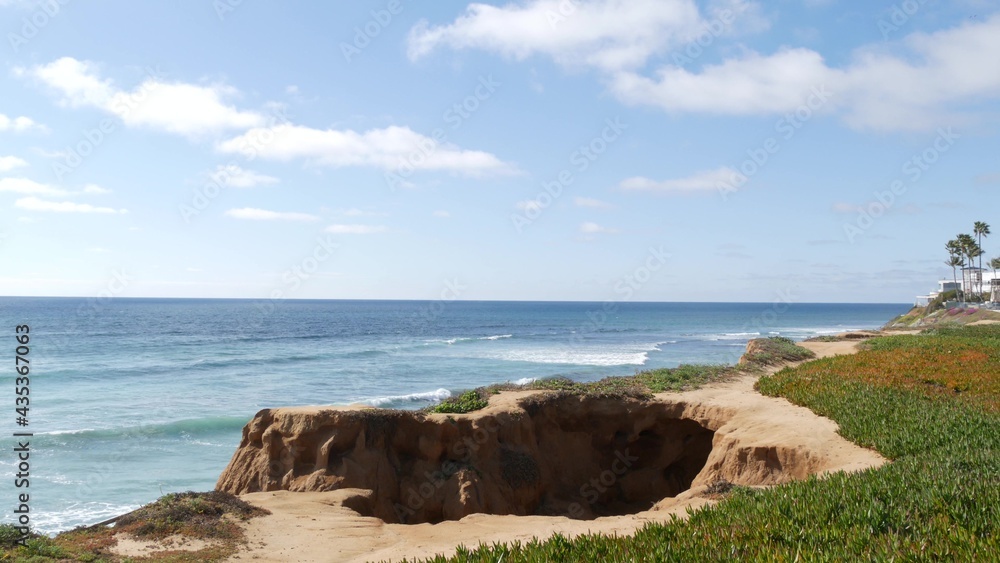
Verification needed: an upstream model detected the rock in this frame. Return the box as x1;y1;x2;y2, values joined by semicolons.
217;383;886;525
217;395;717;524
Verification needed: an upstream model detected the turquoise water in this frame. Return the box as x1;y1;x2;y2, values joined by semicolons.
0;298;908;533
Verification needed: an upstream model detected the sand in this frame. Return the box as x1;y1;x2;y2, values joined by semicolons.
214;337;882;563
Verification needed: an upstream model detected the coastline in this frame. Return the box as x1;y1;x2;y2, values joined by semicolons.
114;336;881;562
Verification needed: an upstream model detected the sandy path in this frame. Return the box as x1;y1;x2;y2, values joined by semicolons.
222;337;881;563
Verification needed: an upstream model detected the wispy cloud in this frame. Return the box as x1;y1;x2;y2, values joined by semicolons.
580;222;618;234
82;184;112;195
0;177;68;196
218;124;516;176
15;196;127;214
574;196;614;209
325;224;388;234
224;208;318;222
210;164;279;188
0;113;44;133
619;167;738;193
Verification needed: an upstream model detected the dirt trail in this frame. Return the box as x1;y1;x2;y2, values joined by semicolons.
200;338;881;563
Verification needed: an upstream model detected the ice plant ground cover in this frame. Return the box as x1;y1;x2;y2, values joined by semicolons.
401;325;1000;561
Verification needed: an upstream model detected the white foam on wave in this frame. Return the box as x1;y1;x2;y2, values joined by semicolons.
426;334;513;345
476;343;660;367
481;334;512;341
40;428;95;436
365;388;452;407
34;501;139;535
510;377;537;386
702;331;761;341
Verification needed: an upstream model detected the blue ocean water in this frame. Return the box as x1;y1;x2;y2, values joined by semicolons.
0;298;908;533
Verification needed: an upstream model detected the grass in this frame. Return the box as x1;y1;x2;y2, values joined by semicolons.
737;336;816;367
397;325;1000;561
0;491;269;562
426;364;743;415
426;337;814;415
429;390;490;414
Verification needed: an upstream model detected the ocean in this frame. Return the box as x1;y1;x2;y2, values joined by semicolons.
0;298;908;533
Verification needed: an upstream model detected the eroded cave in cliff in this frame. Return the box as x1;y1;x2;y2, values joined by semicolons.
217;394;718;524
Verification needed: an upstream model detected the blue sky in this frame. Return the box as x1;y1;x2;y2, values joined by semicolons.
1;0;998;303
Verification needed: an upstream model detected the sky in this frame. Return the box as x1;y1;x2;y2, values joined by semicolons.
1;0;998;303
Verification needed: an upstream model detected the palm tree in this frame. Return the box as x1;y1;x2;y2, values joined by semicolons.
946;255;964;301
956;234;980;300
974;222;990;296
946;239;964;300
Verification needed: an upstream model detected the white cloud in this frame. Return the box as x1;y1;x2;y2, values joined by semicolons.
408;0;710;71
573;196;614;209
26;57;265;137
579;221;618;234
412;4;1000;131
612;14;1000;130
0;114;43;133
82;184;112;195
217;124;515;175
15;196;127;214
108;81;265;137
224;208;318;222
0;156;28;171
325;224;388;234
0;177;67;196
433;210;451;218
619;167;739;193
611;48;833;115
87;247;111;253
210;164;279;188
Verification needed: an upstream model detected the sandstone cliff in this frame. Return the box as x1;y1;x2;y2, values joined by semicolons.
217;378;883;525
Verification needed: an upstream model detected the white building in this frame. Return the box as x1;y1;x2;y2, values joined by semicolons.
916;268;1000;306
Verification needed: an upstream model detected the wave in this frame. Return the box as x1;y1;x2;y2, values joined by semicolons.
34;416;249;444
481;334;513;341
477;348;652;367
510;377;537;386
424;334;513;346
33;501;139;535
364;388;452;408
